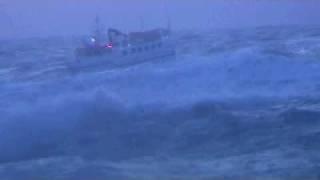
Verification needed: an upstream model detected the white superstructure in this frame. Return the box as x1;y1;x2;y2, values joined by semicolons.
73;17;176;69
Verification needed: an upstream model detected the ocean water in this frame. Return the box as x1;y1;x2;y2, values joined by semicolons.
1;26;320;179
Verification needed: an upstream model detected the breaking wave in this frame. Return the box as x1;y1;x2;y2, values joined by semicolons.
1;26;320;179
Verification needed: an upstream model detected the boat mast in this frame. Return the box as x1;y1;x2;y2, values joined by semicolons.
167;15;171;32
163;0;171;32
93;15;107;44
139;16;145;31
0;3;15;38
210;8;215;29
94;16;101;38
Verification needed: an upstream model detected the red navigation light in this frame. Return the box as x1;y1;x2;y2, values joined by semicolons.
106;43;113;48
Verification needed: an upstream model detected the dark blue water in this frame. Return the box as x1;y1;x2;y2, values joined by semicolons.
1;26;320;179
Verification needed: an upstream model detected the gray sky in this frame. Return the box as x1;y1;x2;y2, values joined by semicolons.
0;0;320;38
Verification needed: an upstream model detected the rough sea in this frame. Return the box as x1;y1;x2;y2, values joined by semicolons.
1;26;320;179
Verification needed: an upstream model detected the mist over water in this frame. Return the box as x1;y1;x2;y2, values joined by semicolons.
0;26;320;179
1;0;320;179
1;0;320;38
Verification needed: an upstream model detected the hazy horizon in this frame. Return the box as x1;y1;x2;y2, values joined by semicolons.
2;0;320;179
0;0;320;38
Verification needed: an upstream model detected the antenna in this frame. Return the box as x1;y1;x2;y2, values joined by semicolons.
0;3;15;38
166;15;171;32
95;15;100;25
93;15;105;43
163;0;171;32
210;8;215;29
94;15;101;33
139;16;145;31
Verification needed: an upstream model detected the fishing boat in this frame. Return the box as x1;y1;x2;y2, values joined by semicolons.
72;17;175;69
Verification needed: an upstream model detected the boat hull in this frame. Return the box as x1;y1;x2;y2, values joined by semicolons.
69;44;176;71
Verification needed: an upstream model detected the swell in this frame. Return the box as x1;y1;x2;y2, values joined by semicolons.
1;26;320;178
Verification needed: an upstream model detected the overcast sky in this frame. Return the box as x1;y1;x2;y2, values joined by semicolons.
0;0;319;38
